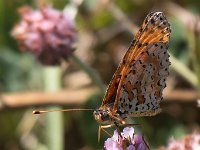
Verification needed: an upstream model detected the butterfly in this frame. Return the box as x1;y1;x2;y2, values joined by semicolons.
93;12;171;132
33;11;171;144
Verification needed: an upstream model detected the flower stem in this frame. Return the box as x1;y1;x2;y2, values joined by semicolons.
170;54;198;88
193;28;200;90
42;66;63;150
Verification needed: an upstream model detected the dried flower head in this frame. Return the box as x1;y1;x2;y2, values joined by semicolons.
104;127;148;150
159;133;200;150
11;5;76;65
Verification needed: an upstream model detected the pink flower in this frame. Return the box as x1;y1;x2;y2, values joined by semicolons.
104;127;148;150
11;5;76;65
24;32;42;51
161;133;200;150
39;20;55;32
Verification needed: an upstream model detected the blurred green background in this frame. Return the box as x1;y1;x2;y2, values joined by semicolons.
0;0;200;150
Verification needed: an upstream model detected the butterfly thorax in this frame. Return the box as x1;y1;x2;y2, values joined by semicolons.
93;106;126;125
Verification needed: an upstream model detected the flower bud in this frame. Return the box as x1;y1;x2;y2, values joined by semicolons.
12;5;76;65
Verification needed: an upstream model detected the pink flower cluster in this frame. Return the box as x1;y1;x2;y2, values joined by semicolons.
160;133;200;150
12;6;76;65
104;127;148;150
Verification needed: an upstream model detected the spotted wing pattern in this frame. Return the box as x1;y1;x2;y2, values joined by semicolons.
100;12;171;117
117;42;170;116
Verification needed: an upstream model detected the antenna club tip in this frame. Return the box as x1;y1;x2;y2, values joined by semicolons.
33;110;40;114
121;120;126;124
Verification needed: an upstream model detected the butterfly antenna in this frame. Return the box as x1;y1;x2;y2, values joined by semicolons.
33;108;94;114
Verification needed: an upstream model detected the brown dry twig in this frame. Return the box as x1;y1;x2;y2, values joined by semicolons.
0;87;98;110
160;1;200;32
106;1;139;34
0;88;198;110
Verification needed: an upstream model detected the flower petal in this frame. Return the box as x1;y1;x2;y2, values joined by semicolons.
137;143;148;150
133;134;143;146
122;127;134;139
126;145;136;150
104;137;123;150
112;130;122;142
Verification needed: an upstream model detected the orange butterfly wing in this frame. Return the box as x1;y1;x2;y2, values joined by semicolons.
100;12;171;116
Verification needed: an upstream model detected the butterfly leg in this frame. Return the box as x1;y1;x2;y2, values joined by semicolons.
98;124;115;142
98;122;123;142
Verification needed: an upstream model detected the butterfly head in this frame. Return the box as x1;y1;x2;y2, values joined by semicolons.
93;108;126;125
93;109;111;124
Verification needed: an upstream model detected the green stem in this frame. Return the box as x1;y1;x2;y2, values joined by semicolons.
71;54;105;94
185;26;200;91
194;29;200;90
42;66;63;150
170;54;198;88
